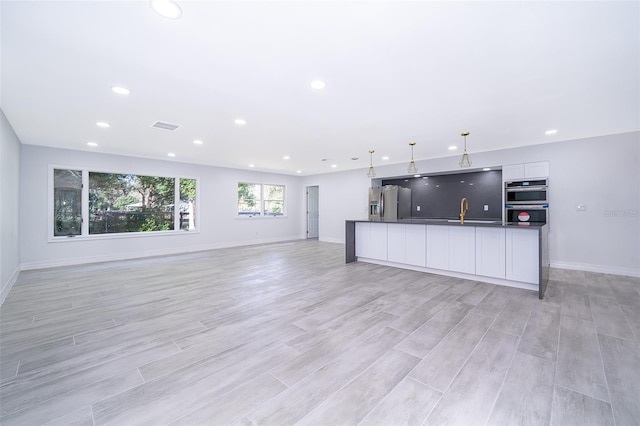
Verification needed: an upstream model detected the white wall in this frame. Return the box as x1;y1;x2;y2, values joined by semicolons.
20;145;303;269
303;131;640;277
15;131;640;278
1;109;22;303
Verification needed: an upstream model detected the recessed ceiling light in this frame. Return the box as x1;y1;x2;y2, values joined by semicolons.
150;0;182;19
310;80;326;90
87;142;98;147
234;119;247;126
414;175;421;178
483;167;491;171
448;146;458;151
296;170;302;174
331;164;337;168
96;121;110;128
249;164;255;168
283;155;290;160
193;139;203;145
168;153;176;157
382;156;389;160
111;86;130;95
545;129;558;135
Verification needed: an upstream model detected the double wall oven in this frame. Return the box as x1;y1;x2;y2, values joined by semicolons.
504;178;548;225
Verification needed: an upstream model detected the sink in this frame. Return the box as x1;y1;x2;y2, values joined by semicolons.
447;219;503;224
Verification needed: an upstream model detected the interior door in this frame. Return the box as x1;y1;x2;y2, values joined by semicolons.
307;186;319;238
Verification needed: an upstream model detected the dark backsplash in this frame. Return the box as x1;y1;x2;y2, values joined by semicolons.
383;170;502;220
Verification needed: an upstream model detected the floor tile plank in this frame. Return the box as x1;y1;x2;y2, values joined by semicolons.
424;329;518;425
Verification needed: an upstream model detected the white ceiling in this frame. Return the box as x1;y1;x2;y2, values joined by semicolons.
2;1;638;175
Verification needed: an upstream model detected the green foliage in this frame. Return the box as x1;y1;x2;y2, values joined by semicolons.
180;178;196;202
238;183;258;209
139;217;171;232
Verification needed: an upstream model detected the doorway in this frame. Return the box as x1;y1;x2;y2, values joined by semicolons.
307;185;319;239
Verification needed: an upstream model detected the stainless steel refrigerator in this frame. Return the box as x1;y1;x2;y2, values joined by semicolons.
369;185;411;220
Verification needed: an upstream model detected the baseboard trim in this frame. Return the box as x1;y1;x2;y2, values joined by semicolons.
320;237;344;244
550;261;640;278
1;266;20;305
20;236;304;271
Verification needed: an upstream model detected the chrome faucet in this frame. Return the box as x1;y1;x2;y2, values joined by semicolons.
460;197;469;224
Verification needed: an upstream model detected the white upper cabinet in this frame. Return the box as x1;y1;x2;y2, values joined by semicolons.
524;161;550;179
502;161;549;180
502;164;526;181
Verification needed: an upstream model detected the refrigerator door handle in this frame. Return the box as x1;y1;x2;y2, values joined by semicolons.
379;189;384;219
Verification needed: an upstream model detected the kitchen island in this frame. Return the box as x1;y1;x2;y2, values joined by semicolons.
345;219;549;299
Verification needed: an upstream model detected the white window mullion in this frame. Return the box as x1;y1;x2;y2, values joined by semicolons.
82;170;89;235
174;178;180;231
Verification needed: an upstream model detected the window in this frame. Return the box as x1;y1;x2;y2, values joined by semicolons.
53;169;82;236
89;173;175;234
237;182;285;217
180;178;197;230
51;167;198;238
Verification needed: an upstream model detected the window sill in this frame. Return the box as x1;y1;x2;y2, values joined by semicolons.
48;229;200;243
235;215;288;220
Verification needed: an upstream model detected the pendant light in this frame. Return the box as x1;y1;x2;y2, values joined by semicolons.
407;142;418;174
366;150;376;178
459;132;472;168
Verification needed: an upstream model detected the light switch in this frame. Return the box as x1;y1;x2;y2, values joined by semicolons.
484;205;489;211
416;205;421;212
576;204;586;211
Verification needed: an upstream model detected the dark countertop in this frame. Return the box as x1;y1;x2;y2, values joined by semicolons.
346;218;546;229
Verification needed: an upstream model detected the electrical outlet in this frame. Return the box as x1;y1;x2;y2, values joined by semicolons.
576;204;586;211
484;205;489;211
416;205;421;212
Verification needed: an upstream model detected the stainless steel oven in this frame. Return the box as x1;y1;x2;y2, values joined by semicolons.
505;204;548;225
504;179;549;225
505;179;548;204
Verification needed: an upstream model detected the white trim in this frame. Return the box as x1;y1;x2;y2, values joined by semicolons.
48;165;201;240
356;257;539;293
321;236;344;244
48;229;201;243
21;236;304;271
1;266;20;305
550;261;640;278
235;215;288;220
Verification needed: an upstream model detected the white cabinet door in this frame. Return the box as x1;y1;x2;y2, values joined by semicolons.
369;223;388;261
506;228;539;284
476;227;506;279
524;161;549;178
502;164;525;180
355;222;370;258
387;224;406;263
405;224;426;267
449;226;476;274
426;225;449;270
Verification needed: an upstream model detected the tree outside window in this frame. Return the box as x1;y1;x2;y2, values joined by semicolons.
237;183;285;216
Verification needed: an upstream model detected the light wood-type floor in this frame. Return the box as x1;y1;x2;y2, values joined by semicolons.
1;240;639;425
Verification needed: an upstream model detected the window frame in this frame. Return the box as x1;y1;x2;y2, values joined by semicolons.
48;164;200;242
236;181;286;218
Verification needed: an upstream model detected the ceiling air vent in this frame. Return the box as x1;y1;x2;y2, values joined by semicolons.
151;121;180;131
